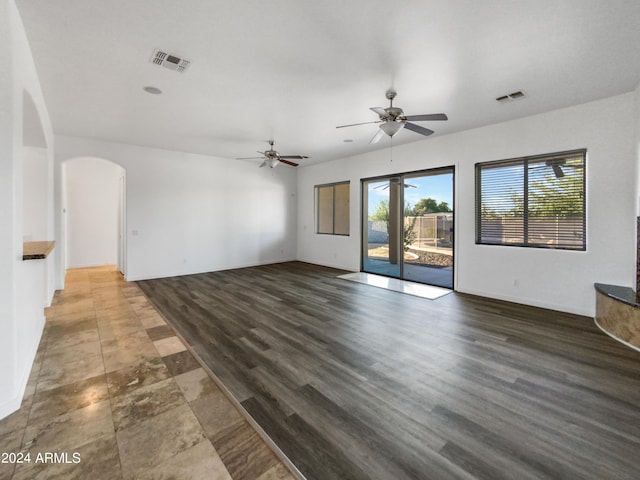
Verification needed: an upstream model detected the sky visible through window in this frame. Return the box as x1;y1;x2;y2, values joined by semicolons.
480;164;523;215
479;158;584;217
367;173;453;214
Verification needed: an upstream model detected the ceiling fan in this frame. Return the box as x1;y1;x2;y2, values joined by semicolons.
236;140;308;168
529;159;584;179
337;89;448;144
374;179;417;190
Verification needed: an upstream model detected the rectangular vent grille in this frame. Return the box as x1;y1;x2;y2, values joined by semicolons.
150;49;190;73
496;90;526;102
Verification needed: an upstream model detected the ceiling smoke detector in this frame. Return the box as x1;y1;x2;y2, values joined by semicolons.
150;49;190;73
496;90;526;103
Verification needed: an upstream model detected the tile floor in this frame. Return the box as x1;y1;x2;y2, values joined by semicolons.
0;266;296;480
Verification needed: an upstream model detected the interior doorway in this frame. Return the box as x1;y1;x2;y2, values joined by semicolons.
117;174;126;275
63;157;126;274
362;167;454;289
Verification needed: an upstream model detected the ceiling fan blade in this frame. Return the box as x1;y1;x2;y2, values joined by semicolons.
279;159;299;167
336;120;382;129
404;122;434;137
369;128;385;144
403;113;448;122
259;161;268;168
279;155;308;160
236;156;265;160
370;107;388;118
551;165;564;178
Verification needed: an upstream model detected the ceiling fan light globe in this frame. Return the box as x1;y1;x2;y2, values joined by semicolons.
379;121;404;137
269;158;279;168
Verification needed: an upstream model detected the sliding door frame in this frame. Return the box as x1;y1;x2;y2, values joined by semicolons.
360;166;455;288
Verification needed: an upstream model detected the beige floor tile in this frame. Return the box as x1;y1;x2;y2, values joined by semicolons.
0;431;20;480
94;297;131;311
102;335;160;373
134;439;232;480
110;377;187;431
45;326;100;354
36;348;104;392
29;374;108;424
106;356;171;398
139;313;167;329
12;435;122;480
174;368;219;402
126;294;149;306
131;304;158;316
54;299;95;315
116;404;206;479
46;309;96;324
100;328;148;348
0;404;30;439
153;336;187;356
189;388;244;439
22;400;115;454
41;338;101;365
97;318;144;343
95;306;134;321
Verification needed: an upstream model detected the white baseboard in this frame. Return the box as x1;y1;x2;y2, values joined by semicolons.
125;258;298;282
457;287;593;317
294;256;357;272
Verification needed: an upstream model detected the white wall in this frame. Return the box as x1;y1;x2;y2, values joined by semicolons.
0;0;17;421
22;146;48;241
635;83;640;217
64;157;123;268
298;93;637;317
0;0;55;420
54;136;298;284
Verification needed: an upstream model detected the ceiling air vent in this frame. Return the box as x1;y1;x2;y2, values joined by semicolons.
496;90;526;103
150;49;190;73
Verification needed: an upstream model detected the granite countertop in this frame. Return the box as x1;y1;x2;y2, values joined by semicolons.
594;283;640;308
23;241;55;260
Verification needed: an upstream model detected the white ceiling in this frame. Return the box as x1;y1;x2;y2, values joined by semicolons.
15;0;640;166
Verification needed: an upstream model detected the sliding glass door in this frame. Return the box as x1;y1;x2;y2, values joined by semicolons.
362;177;403;279
362;167;454;289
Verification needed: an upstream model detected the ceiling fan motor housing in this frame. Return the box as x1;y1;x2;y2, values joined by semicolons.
385;106;404;121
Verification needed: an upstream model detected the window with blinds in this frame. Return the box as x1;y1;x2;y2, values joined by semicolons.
475;149;586;250
315;182;350;235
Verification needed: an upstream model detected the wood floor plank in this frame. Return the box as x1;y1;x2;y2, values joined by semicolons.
137;261;640;480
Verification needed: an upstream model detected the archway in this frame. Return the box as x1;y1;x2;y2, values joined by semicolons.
62;157;126;274
22;90;49;242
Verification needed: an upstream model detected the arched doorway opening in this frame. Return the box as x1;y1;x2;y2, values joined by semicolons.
62;157;126;275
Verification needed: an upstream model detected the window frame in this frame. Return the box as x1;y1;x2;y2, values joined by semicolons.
315;181;350;236
475;149;586;251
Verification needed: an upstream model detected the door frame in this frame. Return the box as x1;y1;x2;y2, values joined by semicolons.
360;166;455;288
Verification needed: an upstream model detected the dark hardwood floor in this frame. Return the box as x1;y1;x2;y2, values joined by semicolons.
137;262;640;480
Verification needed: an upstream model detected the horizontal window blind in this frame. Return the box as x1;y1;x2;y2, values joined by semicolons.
476;150;585;250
